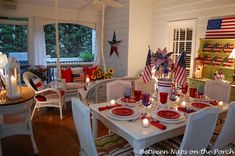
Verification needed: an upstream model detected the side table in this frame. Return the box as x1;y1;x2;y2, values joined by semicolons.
0;86;38;155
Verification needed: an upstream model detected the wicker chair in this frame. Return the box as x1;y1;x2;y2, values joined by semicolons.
23;71;65;120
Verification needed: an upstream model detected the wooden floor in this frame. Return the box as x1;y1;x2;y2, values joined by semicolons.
2;103;235;156
1;102;108;156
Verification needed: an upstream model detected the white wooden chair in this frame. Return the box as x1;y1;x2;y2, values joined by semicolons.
205;80;231;103
150;108;219;156
23;71;65;120
135;77;155;94
71;97;133;156
106;80;131;101
208;102;235;155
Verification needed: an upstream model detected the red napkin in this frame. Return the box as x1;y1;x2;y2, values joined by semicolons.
141;116;167;130
98;104;122;111
178;107;196;114
209;100;218;106
150;121;167;130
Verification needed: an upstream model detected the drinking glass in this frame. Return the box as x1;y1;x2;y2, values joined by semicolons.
189;88;197;98
169;91;177;108
142;93;151;115
134;90;142;101
197;85;205;101
181;83;188;95
123;87;131;98
160;92;168;105
181;83;188;101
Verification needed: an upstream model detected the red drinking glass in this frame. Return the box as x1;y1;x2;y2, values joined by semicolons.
181;83;188;94
189;88;197;98
134;90;142;101
160;92;168;104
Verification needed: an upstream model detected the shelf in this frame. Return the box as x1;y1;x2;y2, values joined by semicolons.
197;38;235;82
204;64;233;70
198;52;230;57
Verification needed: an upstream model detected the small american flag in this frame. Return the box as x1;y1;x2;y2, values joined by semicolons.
175;51;187;86
205;17;235;39
143;48;152;83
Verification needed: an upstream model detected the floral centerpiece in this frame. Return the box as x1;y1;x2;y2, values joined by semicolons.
152;47;174;79
151;48;176;107
90;67;114;81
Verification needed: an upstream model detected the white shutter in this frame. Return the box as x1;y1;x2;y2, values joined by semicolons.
171;27;193;76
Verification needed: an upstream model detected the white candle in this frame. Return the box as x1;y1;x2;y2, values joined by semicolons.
181;101;186;107
143;118;149;128
175;107;178;111
218;101;223;109
110;99;116;106
218;101;223;106
85;77;90;83
10;75;17;97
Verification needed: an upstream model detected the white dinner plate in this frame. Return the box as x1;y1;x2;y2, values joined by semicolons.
117;98;141;107
189;102;212;111
152;109;186;124
107;107;139;121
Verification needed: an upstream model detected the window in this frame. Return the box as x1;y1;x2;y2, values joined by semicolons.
44;23;96;64
168;19;197;77
0;17;29;71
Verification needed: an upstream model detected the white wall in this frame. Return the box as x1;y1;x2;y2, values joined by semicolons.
152;0;235;55
104;0;152;77
128;0;152;76
104;0;129;77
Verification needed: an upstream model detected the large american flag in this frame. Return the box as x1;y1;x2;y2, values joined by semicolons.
205;17;235;39
175;51;187;86
143;48;152;83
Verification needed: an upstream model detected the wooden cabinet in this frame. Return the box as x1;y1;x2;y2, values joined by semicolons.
197;38;234;81
189;38;235;102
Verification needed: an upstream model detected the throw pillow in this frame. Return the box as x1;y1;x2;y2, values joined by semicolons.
83;66;98;78
30;76;45;91
61;68;72;82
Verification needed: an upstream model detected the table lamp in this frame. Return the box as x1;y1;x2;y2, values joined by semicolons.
0;52;8;89
229;48;235;82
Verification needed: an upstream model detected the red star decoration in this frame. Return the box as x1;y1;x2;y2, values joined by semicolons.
108;31;122;57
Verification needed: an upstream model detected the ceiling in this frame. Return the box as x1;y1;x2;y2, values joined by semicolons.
17;0;89;10
2;0;123;11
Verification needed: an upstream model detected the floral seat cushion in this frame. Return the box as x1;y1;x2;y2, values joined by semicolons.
95;133;133;156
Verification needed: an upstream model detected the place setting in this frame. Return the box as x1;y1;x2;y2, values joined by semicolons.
116;87;142;107
106;106;140;121
152;109;186;124
186;85;226;110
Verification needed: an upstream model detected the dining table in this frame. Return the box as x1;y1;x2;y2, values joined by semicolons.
89;97;229;156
